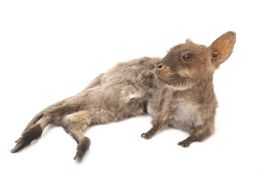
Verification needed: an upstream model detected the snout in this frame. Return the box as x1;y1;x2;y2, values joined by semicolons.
154;62;176;83
154;62;167;81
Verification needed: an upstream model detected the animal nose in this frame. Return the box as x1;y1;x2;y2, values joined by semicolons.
155;62;164;70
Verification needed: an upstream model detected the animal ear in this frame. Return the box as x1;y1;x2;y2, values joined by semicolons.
185;39;194;44
209;31;236;66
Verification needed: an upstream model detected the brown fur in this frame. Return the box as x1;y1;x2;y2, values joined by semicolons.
142;31;236;147
12;124;42;153
11;57;160;161
11;32;236;161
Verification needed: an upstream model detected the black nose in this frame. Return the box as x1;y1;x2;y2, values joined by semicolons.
155;62;164;69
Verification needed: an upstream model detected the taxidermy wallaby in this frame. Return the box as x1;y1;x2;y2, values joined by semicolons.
11;31;236;161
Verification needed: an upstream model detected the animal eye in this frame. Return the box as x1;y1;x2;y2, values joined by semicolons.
182;53;193;62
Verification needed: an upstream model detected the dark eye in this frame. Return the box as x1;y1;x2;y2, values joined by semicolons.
182;53;193;62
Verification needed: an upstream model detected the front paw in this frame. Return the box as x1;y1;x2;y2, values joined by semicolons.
178;140;191;147
141;132;152;139
178;136;197;147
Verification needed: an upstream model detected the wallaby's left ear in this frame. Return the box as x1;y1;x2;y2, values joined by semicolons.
209;31;236;66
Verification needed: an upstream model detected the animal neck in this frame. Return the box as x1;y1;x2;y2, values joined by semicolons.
173;77;215;104
194;77;214;93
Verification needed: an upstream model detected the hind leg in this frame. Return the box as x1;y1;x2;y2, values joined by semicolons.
11;116;49;153
62;111;92;161
70;130;90;161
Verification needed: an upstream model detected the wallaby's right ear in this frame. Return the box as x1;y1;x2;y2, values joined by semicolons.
209;31;236;67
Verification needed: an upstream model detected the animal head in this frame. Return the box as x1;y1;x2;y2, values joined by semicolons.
155;31;236;89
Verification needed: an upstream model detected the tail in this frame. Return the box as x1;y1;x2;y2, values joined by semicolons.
11;100;66;153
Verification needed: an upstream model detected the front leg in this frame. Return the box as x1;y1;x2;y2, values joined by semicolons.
141;124;161;139
178;122;214;147
141;118;165;139
178;136;197;147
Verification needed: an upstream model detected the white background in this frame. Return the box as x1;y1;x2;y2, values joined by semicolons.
0;0;262;174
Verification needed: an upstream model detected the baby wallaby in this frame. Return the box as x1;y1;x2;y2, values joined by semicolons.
141;31;236;147
11;31;235;161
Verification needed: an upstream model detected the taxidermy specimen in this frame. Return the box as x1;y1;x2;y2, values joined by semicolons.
11;31;236;161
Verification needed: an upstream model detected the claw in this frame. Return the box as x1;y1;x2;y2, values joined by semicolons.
141;124;161;140
15;137;22;143
178;140;190;147
11;124;43;153
74;151;84;161
73;137;90;161
141;132;152;139
178;136;196;147
11;138;28;153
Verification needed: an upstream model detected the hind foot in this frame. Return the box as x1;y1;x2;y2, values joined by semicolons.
11;124;42;153
74;137;90;161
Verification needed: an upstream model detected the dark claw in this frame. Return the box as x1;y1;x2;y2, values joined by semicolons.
178;140;191;147
11;139;27;153
74;151;84;161
141;133;152;139
11;124;42;153
15;137;22;143
74;137;90;161
178;136;197;147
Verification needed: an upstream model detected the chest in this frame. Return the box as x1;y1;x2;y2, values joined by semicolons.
168;100;204;132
